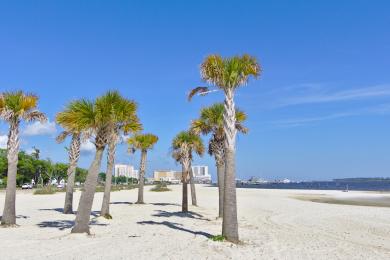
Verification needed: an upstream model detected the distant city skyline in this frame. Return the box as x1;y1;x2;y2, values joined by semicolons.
0;1;389;181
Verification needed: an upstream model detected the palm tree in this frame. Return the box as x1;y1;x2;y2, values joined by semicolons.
189;54;261;242
57;96;109;234
100;93;142;219
56;100;91;214
191;103;248;218
172;131;204;212
127;133;158;204
0;91;47;226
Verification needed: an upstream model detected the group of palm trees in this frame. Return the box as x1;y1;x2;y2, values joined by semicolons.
0;91;158;234
173;54;261;243
0;54;260;243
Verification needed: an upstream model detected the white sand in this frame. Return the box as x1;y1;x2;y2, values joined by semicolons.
1;186;390;259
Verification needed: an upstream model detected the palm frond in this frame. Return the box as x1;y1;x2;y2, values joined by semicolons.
56;131;70;143
187;87;210;101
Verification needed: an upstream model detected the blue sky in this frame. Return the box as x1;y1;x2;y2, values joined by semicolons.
1;0;389;181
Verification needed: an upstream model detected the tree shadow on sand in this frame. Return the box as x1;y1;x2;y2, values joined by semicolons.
149;203;180;207
137;220;213;238
36;220;107;230
39;208;100;217
110;202;133;205
151;210;210;221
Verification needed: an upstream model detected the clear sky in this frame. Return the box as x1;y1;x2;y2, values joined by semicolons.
1;0;389;181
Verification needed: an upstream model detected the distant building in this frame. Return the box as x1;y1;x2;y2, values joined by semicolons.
154;170;182;183
114;164;139;179
191;165;211;183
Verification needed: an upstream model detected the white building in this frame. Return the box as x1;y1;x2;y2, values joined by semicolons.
191;165;211;183
114;164;139;179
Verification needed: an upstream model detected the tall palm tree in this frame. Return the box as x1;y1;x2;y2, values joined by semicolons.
0;91;47;226
172;131;204;212
100;93;142;219
191;103;248;218
56;100;91;214
58;96;110;234
127;133;158;204
189;54;261;242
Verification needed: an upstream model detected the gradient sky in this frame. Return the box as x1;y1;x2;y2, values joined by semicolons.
1;0;389;181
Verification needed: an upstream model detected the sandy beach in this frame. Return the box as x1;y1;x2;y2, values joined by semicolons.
1;185;390;260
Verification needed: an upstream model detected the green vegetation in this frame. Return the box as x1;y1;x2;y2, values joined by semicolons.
0;148;88;187
33;186;57;195
150;182;171;192
210;235;226;242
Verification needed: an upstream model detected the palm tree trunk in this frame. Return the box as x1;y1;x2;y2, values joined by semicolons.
64;166;76;214
1;120;19;226
189;166;197;206
222;88;239;243
64;134;80;214
181;163;189;212
101;140;115;218
71;147;105;234
136;150;147;204
216;162;225;218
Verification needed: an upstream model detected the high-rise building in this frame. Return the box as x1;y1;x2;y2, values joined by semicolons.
191;165;211;183
114;164;139;179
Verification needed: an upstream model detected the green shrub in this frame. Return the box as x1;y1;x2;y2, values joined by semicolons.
150;182;171;192
210;235;226;242
33;186;57;195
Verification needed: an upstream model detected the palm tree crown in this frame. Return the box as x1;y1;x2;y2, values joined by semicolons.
191;103;248;141
189;54;261;99
0;91;46;123
128;133;158;153
172;131;204;161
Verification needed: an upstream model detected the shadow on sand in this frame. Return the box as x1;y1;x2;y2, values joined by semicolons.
151;210;210;221
110;202;133;205
149;203;180;207
37;220;107;230
39;208;100;217
137;220;213;238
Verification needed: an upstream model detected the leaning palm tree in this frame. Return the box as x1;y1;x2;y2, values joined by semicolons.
172;131;204;212
189;54;261;242
191;103;248;218
127;133;158;204
0;91;47;226
58;96;109;234
100;93;142;219
56;100;91;214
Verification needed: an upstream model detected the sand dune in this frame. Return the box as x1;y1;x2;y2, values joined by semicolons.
1;186;390;259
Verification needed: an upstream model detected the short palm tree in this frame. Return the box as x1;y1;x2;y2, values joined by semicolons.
172;131;204;212
128;133;158;204
56;100;91;214
191;103;248;218
100;92;142;219
189;54;261;242
0;91;47;226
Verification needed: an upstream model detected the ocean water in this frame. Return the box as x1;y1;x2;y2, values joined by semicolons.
236;181;390;191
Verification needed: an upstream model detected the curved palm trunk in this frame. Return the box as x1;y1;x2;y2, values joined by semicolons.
71;146;105;234
222;88;239;243
216;162;225;218
64;134;81;214
101;140;115;218
1;120;19;226
136;150;147;204
189;166;197;206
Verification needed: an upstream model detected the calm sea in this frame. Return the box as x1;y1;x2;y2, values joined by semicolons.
236;181;390;191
